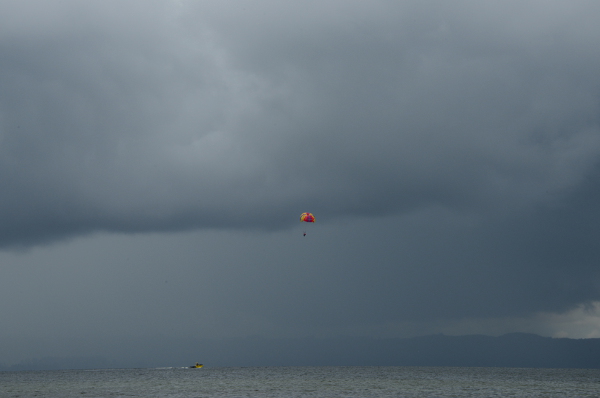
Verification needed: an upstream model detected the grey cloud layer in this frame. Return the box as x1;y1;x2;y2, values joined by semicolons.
1;1;600;335
2;1;599;247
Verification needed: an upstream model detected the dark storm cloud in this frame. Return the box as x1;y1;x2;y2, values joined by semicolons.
1;0;599;245
2;0;600;348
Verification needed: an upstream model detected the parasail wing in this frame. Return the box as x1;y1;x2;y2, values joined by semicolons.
300;212;315;222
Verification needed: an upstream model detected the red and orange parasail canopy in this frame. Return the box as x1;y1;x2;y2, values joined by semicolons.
300;212;315;223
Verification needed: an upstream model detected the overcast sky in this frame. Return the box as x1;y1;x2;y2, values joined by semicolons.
2;0;600;366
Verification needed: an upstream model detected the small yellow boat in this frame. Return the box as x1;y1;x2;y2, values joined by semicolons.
189;363;203;368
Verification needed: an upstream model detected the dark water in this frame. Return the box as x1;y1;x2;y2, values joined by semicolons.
1;366;599;397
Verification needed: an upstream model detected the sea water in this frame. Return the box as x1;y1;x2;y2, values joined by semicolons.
1;366;599;397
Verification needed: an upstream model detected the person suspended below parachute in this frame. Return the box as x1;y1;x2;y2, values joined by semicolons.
300;212;315;236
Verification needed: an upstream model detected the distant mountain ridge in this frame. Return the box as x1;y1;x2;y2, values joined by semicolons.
3;333;600;370
385;333;600;368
